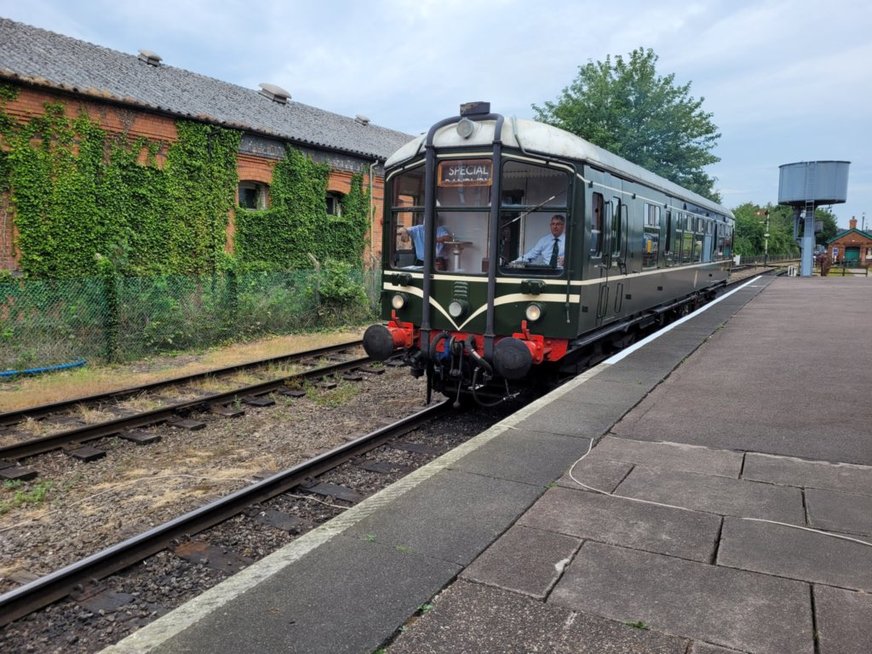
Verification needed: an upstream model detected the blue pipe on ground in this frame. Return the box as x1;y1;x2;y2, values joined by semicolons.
0;358;87;378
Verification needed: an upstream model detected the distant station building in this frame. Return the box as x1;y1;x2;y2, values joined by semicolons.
827;217;872;266
0;18;412;272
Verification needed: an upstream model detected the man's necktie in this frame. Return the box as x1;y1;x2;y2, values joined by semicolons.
549;238;559;267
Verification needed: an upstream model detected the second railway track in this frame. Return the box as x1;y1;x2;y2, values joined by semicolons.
0;341;373;464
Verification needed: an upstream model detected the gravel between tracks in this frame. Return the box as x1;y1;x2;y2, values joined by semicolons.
0;365;430;590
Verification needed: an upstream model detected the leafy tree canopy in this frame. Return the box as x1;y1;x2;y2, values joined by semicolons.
533;47;722;201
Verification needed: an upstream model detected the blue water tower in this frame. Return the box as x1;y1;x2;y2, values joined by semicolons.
778;161;849;276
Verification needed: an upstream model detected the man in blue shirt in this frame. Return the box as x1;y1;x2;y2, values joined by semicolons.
398;223;452;266
515;214;565;267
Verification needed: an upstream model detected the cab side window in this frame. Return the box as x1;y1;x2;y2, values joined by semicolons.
590;192;604;256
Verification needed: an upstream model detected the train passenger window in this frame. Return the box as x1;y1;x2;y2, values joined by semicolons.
643;204;660;269
590;193;604;256
663;210;673;264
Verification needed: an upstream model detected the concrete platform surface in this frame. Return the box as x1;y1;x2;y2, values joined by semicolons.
104;276;872;654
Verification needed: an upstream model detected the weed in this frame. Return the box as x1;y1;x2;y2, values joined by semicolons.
0;480;53;515
625;620;648;630
311;381;360;408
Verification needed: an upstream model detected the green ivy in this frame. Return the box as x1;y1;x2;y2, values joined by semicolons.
235;149;370;269
0;94;240;278
0;86;370;279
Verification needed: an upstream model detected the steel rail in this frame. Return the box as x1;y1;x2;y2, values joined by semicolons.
0;400;451;627
0;339;363;427
0;355;372;460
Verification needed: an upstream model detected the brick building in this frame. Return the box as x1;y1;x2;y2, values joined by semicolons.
0;17;412;271
827;217;872;266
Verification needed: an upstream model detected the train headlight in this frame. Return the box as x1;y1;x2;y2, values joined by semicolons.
448;300;469;319
456;117;475;139
391;293;408;310
525;303;544;322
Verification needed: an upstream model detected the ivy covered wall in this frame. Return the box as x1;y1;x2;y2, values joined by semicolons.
0;83;371;278
234;147;370;269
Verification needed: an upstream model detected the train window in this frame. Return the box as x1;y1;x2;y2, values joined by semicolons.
610;198;622;259
693;223;704;262
590;193;604;256
498;160;570;276
643;204;660;268
723;226;734;258
392;166;425;207
663;210;673;264
388;168;427;270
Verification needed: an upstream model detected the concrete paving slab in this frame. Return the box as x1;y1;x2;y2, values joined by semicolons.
552;376;652;408
593;363;673;388
743;452;872;495
345;469;542;566
517;486;721;562
513;399;628;438
806;488;872;537
615;466;805;523
717;516;872;591
389;580;690;654
152;535;461;654
551;541;813;654
448;429;592;487
557;456;632;493
460;524;581;598
585;436;743;477
814;584;872;654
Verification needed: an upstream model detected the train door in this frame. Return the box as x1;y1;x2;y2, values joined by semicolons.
595;190;628;325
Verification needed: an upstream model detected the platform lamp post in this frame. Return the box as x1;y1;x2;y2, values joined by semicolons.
756;209;770;266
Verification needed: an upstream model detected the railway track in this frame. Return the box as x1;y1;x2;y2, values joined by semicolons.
0;399;484;630
0;341;373;468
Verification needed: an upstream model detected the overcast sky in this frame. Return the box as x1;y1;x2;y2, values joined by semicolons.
2;0;870;228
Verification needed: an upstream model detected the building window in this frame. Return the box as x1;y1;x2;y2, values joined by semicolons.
326;191;344;216
239;181;269;209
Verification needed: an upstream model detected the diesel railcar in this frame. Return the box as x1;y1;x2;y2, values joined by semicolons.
363;102;734;404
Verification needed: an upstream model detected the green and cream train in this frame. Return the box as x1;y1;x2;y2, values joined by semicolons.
363;102;734;404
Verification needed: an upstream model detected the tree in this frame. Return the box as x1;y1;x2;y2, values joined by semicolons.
533;48;722;201
733;203;802;258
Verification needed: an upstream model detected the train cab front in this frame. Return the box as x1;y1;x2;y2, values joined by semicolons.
368;100;577;405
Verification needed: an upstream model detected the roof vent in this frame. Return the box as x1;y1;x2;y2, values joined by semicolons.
354;114;371;126
259;83;291;105
138;49;162;66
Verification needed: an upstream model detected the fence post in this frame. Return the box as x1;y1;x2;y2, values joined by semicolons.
97;256;120;362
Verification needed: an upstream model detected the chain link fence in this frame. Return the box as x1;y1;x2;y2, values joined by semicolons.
0;266;383;373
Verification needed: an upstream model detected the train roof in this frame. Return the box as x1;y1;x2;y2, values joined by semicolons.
386;116;733;219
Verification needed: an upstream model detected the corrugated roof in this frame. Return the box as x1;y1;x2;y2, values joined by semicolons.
0;17;414;160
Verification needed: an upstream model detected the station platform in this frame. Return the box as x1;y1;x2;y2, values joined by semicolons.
105;275;872;654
